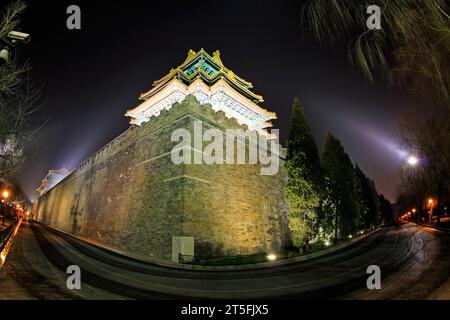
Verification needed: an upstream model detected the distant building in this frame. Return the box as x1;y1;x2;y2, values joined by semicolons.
37;167;70;196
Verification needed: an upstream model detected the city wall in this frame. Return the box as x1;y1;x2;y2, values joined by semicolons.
35;96;290;260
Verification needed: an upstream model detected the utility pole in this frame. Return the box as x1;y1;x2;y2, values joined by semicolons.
1;202;4;227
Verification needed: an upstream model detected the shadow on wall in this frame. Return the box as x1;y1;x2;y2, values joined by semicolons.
195;240;225;256
70;192;82;234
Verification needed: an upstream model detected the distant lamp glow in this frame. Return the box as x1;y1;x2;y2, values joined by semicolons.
324;240;331;247
407;156;419;166
412;209;416;213
2;190;9;199
267;253;277;261
348;235;353;239
428;199;433;205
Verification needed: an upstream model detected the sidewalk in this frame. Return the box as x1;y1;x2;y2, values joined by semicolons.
418;222;450;233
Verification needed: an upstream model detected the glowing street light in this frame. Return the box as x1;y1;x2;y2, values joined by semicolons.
266;253;277;261
1;190;10;226
407;156;419;166
2;190;9;226
427;198;435;223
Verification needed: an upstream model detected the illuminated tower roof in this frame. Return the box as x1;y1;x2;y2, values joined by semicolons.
125;49;276;132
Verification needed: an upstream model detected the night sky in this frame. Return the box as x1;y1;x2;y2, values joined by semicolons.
17;0;411;202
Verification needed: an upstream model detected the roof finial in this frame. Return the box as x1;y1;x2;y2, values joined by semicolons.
187;49;196;59
212;50;223;65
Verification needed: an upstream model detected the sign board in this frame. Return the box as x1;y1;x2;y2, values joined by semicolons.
172;236;195;262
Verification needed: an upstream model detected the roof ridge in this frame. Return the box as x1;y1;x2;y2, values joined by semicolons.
141;49;261;103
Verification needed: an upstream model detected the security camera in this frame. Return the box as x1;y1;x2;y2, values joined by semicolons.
0;42;10;65
7;31;31;44
0;47;9;65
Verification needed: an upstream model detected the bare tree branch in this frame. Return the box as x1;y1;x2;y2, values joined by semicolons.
0;0;26;38
0;1;43;184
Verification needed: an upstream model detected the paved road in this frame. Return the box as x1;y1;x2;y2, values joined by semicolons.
0;221;449;300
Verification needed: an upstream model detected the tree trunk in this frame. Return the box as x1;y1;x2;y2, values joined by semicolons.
334;207;338;243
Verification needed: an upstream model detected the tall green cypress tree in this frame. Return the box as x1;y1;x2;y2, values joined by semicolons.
321;133;357;241
354;164;369;231
285;156;320;250
287;98;323;192
379;194;394;225
367;179;381;227
354;163;380;230
285;99;321;250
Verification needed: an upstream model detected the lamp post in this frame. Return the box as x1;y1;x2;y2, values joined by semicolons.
2;190;10;226
406;155;424;223
428;198;434;223
411;208;417;223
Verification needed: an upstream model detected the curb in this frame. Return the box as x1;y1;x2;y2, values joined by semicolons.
415;222;450;233
0;219;22;271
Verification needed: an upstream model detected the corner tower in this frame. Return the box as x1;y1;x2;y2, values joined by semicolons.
125;49;276;132
35;50;290;262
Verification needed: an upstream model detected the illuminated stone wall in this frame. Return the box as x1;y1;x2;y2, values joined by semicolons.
35;95;290;260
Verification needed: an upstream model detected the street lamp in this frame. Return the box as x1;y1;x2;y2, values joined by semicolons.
1;190;10;226
407;156;419;166
428;198;435;223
